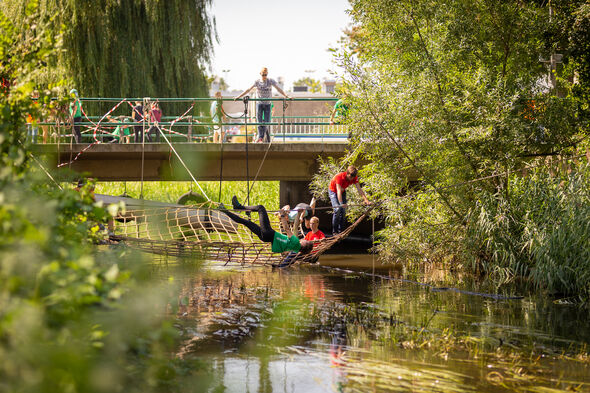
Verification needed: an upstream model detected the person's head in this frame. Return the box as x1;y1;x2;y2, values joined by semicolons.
299;240;314;255
214;91;222;99
69;89;78;98
135;101;141;106
309;216;320;232
76;177;95;191
346;165;358;181
260;67;268;80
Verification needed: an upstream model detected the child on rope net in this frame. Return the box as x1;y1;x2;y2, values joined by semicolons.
304;216;325;242
280;197;316;235
221;196;314;262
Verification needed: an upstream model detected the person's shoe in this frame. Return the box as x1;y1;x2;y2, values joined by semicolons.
232;196;245;210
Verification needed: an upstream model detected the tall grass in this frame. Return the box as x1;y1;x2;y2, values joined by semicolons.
465;161;590;298
94;180;280;209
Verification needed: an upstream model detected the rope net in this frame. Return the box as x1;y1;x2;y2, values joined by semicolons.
110;202;376;267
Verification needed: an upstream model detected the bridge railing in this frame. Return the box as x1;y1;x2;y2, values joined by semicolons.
31;97;349;144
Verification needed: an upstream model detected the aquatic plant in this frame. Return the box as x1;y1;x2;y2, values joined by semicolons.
465;160;590;298
318;0;590;299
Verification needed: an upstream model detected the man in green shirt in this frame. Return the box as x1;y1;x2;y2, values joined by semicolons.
108;116;132;143
221;196;314;255
329;97;349;125
69;89;83;143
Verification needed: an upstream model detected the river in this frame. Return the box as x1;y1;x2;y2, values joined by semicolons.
156;254;590;392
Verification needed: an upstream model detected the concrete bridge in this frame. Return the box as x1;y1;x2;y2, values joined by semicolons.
33;141;391;246
33;142;350;182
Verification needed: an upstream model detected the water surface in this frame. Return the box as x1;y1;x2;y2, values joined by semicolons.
159;255;590;392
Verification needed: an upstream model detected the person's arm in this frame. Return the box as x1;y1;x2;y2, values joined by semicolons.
273;84;291;99
68;102;74;123
355;183;371;204
336;183;346;207
309;197;316;215
291;213;301;237
235;84;255;100
329;106;337;124
303;217;311;229
280;213;294;238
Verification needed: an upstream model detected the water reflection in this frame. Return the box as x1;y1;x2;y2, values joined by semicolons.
155;255;590;393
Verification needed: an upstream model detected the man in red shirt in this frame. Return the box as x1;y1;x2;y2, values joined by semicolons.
328;165;370;234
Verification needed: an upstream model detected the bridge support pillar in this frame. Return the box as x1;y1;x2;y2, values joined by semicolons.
279;181;311;208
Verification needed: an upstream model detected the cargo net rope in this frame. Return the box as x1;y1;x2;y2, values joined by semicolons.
110;203;376;267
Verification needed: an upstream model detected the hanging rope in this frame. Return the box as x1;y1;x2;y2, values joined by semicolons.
246;133;274;197
218;133;225;202
20;140;63;190
243;96;251;206
154;103;211;202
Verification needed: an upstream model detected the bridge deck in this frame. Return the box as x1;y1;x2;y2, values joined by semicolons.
33;142;350;181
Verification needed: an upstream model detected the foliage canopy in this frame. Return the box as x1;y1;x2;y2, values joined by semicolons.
323;0;589;294
2;0;216;98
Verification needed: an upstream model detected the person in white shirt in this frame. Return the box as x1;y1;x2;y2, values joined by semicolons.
235;67;290;142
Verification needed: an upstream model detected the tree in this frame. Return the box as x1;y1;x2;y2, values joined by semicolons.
0;4;217;390
207;75;229;92
324;0;587;266
3;0;216;99
293;77;321;93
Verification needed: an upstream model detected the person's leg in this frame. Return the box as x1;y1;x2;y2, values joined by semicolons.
222;209;263;240
262;104;271;142
340;191;347;231
154;125;160;142
328;190;341;234
73;117;82;143
231;198;275;242
42;125;49;144
256;102;265;141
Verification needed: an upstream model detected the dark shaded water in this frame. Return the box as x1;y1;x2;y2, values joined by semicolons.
157;255;590;392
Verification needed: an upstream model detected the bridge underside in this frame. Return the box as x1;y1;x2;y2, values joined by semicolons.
34;143;350;181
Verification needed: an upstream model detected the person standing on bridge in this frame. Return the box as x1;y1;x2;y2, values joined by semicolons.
147;102;162;142
329;95;349;125
69;89;83;143
330;94;351;138
132;101;144;143
329;165;371;234
210;91;226;143
234;67;290;143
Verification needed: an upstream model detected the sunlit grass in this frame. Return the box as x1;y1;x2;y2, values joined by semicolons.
94;180;280;209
